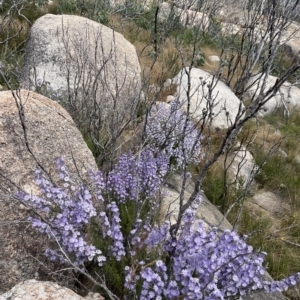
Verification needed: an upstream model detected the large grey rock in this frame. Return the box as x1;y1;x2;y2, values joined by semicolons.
226;143;257;188
246;73;300;116
0;280;104;300
243;285;285;300
218;0;246;24
0;90;97;293
172;68;245;129
252;191;290;216
20;14;141;128
208;55;221;63
161;173;232;231
282;21;300;57
218;2;300;57
171;0;204;10
221;22;240;35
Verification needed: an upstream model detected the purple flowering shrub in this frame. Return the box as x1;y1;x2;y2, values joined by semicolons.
16;158;107;267
16;106;300;299
107;148;169;202
125;198;300;299
146;100;202;167
17;154;300;299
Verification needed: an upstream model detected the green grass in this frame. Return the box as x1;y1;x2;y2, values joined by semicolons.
255;112;300;207
236;205;300;289
230;112;300;298
202;167;227;211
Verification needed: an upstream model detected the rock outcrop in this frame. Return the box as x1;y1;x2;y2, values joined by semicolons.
251;191;290;216
0;90;97;293
218;0;247;25
226;143;257;188
0;280;104;300
171;68;245;129
162;173;232;230
282;21;300;57
20;14;141;129
218;1;300;58
246;73;300;116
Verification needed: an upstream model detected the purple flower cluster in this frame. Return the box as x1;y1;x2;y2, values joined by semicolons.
124;265;136;291
17;158;106;267
17;147;171;270
142;221;169;249
168;214;266;298
99;202;125;260
124;198;300;299
146;100;202;167
107;149;168;202
140;260;167;300
263;273;300;293
89;170;105;203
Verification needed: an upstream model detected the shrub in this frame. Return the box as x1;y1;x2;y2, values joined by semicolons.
17;155;300;299
16;104;300;299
